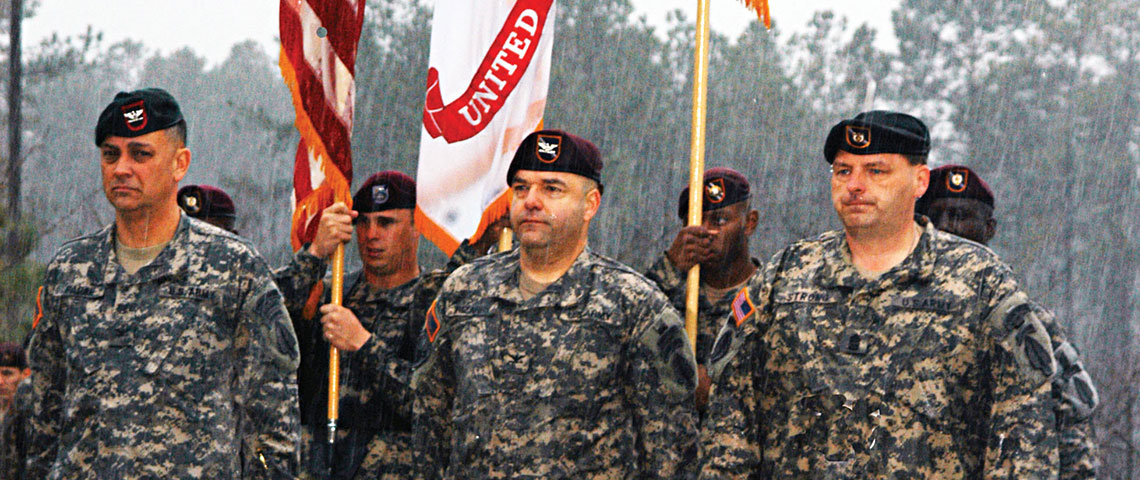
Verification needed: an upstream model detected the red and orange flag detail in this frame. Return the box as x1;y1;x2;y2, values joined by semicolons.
741;0;772;29
279;0;367;250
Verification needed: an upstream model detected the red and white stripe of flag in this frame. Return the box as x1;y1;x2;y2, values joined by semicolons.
279;0;366;250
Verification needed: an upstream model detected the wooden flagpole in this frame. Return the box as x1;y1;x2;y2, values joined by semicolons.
327;243;345;472
685;0;713;354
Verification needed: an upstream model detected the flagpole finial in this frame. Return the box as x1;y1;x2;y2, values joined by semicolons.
742;0;771;29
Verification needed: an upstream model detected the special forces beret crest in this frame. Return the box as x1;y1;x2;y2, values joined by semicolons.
95;88;185;145
824;110;930;164
507;129;604;190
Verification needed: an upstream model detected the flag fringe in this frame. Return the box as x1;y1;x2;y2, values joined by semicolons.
416;189;511;257
740;0;771;29
280;47;353;250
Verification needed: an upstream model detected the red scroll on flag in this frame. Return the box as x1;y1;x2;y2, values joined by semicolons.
279;0;366;250
416;0;557;256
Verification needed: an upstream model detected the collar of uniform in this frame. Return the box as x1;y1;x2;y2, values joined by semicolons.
102;214;194;286
819;221;938;290
345;267;423;306
486;248;594;309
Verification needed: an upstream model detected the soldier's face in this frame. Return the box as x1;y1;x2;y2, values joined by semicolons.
831;151;929;235
355;209;418;277
924;197;996;244
701;202;757;268
0;366;27;402
100;130;189;216
509;170;600;252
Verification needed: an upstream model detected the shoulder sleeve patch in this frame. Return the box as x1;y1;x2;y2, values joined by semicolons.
731;287;755;327
424;298;441;343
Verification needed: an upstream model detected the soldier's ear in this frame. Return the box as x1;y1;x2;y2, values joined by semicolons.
983;217;997;244
582;186;601;223
745;209;759;236
914;164;930;199
173;146;191;182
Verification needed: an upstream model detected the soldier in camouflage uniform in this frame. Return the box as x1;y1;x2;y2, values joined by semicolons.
274;171;499;479
25;88;300;479
644;167;760;409
917;164;1100;479
413;129;699;479
700;111;1060;479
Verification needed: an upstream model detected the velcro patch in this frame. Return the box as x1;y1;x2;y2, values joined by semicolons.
732;287;755;327
424;299;441;343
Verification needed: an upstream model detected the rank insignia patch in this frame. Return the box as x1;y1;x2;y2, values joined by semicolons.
424;299;441;343
731;287;755;327
845;125;871;149
535;134;561;163
121;100;148;131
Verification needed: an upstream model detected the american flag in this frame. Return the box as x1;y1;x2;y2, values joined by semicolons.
279;0;366;250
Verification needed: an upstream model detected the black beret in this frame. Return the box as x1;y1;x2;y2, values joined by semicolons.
353;171;416;215
0;342;26;369
506;129;603;190
677;167;751;220
916;164;995;214
178;185;236;220
823;110;930;163
95;88;185;146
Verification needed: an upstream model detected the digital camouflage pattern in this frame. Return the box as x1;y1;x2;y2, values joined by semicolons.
26;216;300;479
0;380;31;480
701;220;1059;479
274;241;478;480
413;248;699;479
643;252;761;365
1034;305;1100;480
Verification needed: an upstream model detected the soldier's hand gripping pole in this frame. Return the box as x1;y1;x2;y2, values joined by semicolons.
326;243;346;478
684;0;713;353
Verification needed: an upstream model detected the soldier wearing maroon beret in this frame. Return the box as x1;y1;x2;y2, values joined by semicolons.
916;165;1101;480
643;167;759;411
178;184;238;233
914;165;995;244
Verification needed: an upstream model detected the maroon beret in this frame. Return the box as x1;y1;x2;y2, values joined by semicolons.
353;171;416;215
677;167;752;220
0;342;26;369
95;88;185;146
506;129;603;190
916;165;995;214
178;185;236;220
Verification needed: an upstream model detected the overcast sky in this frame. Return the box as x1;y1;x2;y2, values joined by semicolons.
23;0;900;67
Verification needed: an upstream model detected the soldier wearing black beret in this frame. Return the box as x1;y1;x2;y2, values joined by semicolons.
178;184;238;233
702;111;1061;478
27;88;300;478
414;129;698;479
643;167;760;411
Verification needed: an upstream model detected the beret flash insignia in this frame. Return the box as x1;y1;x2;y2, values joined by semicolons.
181;192;201;214
947;169;968;192
372;184;390;205
845;125;871;149
705;178;726;204
121;100;148;131
535;134;561;163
